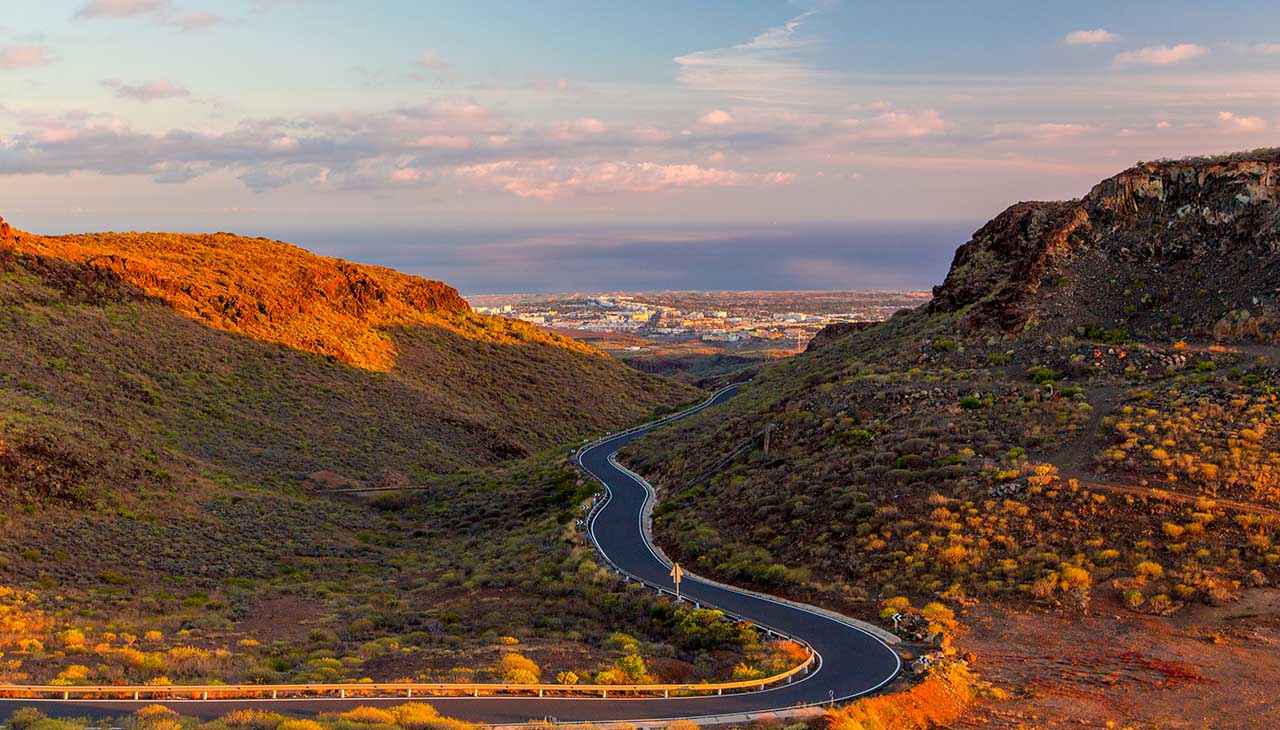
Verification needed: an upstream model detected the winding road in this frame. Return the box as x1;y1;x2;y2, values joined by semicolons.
5;385;901;725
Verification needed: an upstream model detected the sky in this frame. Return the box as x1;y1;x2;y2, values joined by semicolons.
2;0;1279;293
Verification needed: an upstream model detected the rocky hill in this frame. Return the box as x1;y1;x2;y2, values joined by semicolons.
621;151;1280;707
931;149;1280;340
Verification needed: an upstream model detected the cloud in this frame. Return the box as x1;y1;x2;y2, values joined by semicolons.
674;4;836;105
1248;43;1280;55
523;77;593;95
1113;43;1207;67
542;117;609;142
848;109;951;140
698;109;736;126
989;122;1102;141
454;160;795;200
0;45;52;70
417;49;451;70
1218;111;1267;132
76;0;226;30
1064;29;1120;46
102;79;192;101
174;11;225;30
75;0;171;18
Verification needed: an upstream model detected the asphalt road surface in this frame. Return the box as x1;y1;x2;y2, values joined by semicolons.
6;385;900;724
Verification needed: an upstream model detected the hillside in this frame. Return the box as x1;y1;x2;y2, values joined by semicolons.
621;149;1280;728
0;216;702;686
0;218;699;501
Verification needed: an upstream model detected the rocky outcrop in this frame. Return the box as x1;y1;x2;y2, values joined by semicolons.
928;201;1085;330
0;216;13;244
928;149;1280;339
805;321;877;352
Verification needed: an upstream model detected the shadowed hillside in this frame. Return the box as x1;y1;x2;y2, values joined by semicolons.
0;217;705;686
0;218;699;504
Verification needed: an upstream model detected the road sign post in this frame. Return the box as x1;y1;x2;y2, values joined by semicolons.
670;563;683;600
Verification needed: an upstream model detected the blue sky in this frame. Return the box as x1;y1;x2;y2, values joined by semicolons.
2;1;1279;291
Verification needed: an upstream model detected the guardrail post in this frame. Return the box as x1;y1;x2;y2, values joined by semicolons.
133;691;139;700
663;689;669;698
272;690;278;699
202;691;208;700
473;689;479;697
538;688;544;698
339;688;345;699
717;688;722;696
62;691;68;700
407;688;413;698
602;689;608;698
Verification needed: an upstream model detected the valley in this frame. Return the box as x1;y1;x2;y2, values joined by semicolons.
6;150;1280;730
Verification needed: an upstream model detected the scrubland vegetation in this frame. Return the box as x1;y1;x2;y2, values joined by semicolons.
0;229;711;686
625;306;1280;634
5;704;479;730
0;451;800;687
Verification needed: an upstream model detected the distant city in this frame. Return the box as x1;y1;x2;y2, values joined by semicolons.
470;290;932;351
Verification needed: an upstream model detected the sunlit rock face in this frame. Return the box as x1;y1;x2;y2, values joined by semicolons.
927;150;1280;341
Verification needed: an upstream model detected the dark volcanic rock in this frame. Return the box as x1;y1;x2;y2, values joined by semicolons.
805;321;877;352
927;149;1280;341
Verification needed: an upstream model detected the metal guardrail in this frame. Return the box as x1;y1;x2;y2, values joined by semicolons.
0;654;815;701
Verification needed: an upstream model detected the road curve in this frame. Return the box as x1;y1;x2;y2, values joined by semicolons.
5;385;900;725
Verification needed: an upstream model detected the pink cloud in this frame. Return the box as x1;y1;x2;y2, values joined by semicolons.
1218;111;1267;132
417;49;451;70
1063;29;1120;46
545;118;609;142
174;11;226;30
0;45;52;70
1113;43;1207;67
454;160;795;200
75;0;171;18
853;109;951;140
699;109;736;126
390;168;422;182
990;122;1102;141
102;79;191;101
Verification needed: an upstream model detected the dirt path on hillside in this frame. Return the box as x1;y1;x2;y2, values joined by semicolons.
1045;383;1124;479
1076;480;1280;519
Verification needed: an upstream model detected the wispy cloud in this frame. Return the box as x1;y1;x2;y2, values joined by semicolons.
989;122;1102;141
174;11;226;31
102;79;191;101
1063;29;1120;46
75;0;226;30
417;49;451;70
673;3;835;105
1113;43;1208;67
75;0;171;19
1242;43;1280;55
0;45;53;70
454;160;795;200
